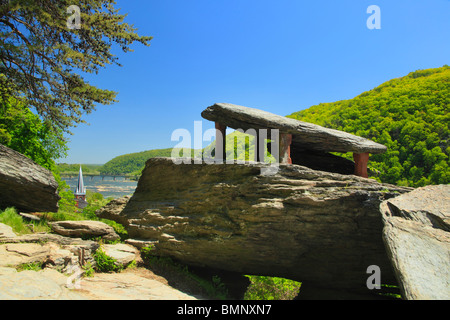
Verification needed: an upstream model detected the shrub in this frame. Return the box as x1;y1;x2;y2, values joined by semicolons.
93;247;123;273
244;276;301;300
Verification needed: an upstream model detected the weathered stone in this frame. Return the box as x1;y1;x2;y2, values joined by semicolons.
19;212;41;222
109;157;411;298
95;195;131;225
0;231;196;300
0;243;52;267
102;243;143;267
0;268;86;300
0;266;197;300
125;238;157;250
201;103;387;154
0;223;17;239
72;269;197;300
0;144;60;213
381;185;450;300
0;232;99;249
0;232;99;270
50;220;120;241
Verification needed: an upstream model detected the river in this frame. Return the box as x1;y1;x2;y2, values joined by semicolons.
62;176;138;199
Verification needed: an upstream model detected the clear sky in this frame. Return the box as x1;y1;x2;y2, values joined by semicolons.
60;0;450;164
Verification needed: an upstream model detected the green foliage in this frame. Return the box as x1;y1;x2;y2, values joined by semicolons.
93;247;123;273
244;275;301;300
16;262;44;272
82;261;95;278
0;207;49;234
0;0;152;132
288;66;450;187
0;95;67;170
99;148;176;175
56;164;102;176
203;131;276;163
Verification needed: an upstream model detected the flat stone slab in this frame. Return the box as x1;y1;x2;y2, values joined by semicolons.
0;267;196;300
102;243;142;267
78;270;197;300
0;268;87;300
201;103;387;154
50;220;120;241
0;223;17;239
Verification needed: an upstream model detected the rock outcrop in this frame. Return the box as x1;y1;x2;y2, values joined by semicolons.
50;220;120;241
0;232;99;270
0;230;195;300
0;144;60;213
201;103;388;154
0;223;18;240
96;196;131;226
381;185;450;300
104;157;411;298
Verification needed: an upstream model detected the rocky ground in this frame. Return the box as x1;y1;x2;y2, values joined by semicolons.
0;223;197;300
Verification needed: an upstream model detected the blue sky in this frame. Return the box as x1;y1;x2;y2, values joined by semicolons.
60;0;450;164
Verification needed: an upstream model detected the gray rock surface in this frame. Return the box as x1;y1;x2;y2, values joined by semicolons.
0;223;17;239
0;233;99;269
381;185;450;300
0;268;86;300
0;144;60;212
109;157;411;297
0;266;195;300
50;220;120;241
201;103;387;154
78;270;197;300
0;231;196;300
102;243;142;267
96;195;131;225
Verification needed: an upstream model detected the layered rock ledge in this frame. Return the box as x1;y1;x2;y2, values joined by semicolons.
99;157;411;298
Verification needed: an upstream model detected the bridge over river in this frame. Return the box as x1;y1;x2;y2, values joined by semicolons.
61;173;139;181
62;175;138;198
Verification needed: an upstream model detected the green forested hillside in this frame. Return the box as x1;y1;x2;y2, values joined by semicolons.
288;66;449;187
99;148;175;175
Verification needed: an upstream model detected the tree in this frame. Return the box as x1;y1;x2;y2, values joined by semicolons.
0;93;67;169
0;0;152;132
288;66;450;187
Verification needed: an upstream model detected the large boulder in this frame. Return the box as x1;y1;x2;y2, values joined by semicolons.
110;157;411;298
0;144;60;212
381;185;450;300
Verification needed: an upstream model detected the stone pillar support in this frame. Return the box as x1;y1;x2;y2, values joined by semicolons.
353;152;370;178
279;133;293;164
215;122;227;162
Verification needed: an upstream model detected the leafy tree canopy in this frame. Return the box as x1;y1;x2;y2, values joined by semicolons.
288;66;449;187
0;93;67;169
0;0;152;132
